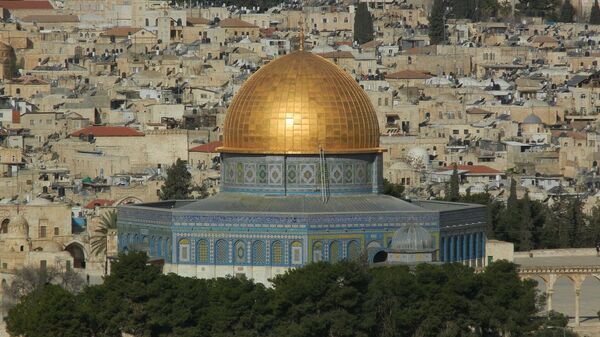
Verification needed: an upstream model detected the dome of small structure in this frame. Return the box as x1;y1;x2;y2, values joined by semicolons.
220;51;380;155
522;113;542;125
390;224;433;251
7;214;29;239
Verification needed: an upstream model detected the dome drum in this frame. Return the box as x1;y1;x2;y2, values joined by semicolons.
220;152;384;195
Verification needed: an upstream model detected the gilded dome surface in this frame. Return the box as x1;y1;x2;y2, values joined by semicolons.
220;51;381;154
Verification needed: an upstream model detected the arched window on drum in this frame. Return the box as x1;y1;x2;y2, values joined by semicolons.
271;241;283;265
178;239;190;262
347;240;361;261
252;241;266;265
329;241;341;263
290;241;302;265
215;239;228;264
197;239;209;263
313;241;323;262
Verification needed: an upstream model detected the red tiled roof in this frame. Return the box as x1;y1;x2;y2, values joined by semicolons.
101;27;141;37
21;14;78;23
218;18;257;28
70;126;144;137
317;51;354;59
334;41;352;46
0;1;53;10
189;140;222;153
442;165;502;175
385;69;432;80
187;17;211;25
84;199;114;209
260;27;277;37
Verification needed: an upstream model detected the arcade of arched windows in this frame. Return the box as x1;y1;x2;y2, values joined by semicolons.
119;235;364;266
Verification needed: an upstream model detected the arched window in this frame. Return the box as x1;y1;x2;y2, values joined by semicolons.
291;241;302;264
145;18;149;26
347;240;360;261
313;241;323;262
156;237;162;257
329;241;340;263
234;240;246;264
198;240;209;263
1;219;8;234
271;241;283;264
215;239;228;264
179;239;190;262
252;241;266;264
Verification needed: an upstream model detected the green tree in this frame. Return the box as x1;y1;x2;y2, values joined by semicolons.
559;0;576;22
518;193;534;251
591;0;600;24
565;197;584;247
447;164;460;201
429;0;446;45
516;0;560;18
159;158;193;200
6;285;92;337
586;204;600;246
353;2;374;44
91;210;117;256
383;178;405;199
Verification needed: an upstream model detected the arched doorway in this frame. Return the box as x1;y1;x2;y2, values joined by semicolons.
65;243;86;269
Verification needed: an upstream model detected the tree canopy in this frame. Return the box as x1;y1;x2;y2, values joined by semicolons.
353;2;374;44
5;252;564;337
159;158;193;200
428;0;446;45
559;0;576;22
591;0;600;24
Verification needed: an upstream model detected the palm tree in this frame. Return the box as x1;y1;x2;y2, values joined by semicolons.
90;210;117;257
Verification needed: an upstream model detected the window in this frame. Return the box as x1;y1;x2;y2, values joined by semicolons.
313;241;323;262
215;239;228;263
40;260;47;269
198;240;208;263
269;241;282;264
234;240;245;264
252;241;266;264
16;88;20;95
179;239;190;261
453;130;459;135
329;241;340;263
347;241;360;260
0;219;8;234
291;241;302;264
39;226;47;238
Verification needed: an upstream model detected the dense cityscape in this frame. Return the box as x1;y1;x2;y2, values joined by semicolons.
0;0;600;335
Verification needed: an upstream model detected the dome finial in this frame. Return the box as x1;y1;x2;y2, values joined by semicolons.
298;16;305;51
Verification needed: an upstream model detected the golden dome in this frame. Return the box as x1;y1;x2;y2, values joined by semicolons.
220;51;381;154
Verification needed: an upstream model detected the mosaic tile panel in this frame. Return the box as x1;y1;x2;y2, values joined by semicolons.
343;164;353;184
258;164;268;184
287;164;298;184
244;163;256;184
268;164;283;185
300;164;316;185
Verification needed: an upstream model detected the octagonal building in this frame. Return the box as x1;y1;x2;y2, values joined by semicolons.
117;50;486;283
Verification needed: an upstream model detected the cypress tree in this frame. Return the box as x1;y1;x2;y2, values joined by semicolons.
590;0;600;24
559;0;576;22
448;164;460;201
429;0;446;45
353;3;374;44
159;158;193;200
518;193;533;251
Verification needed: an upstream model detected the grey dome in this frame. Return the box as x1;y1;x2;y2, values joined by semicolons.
522;113;542;125
390;224;433;251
